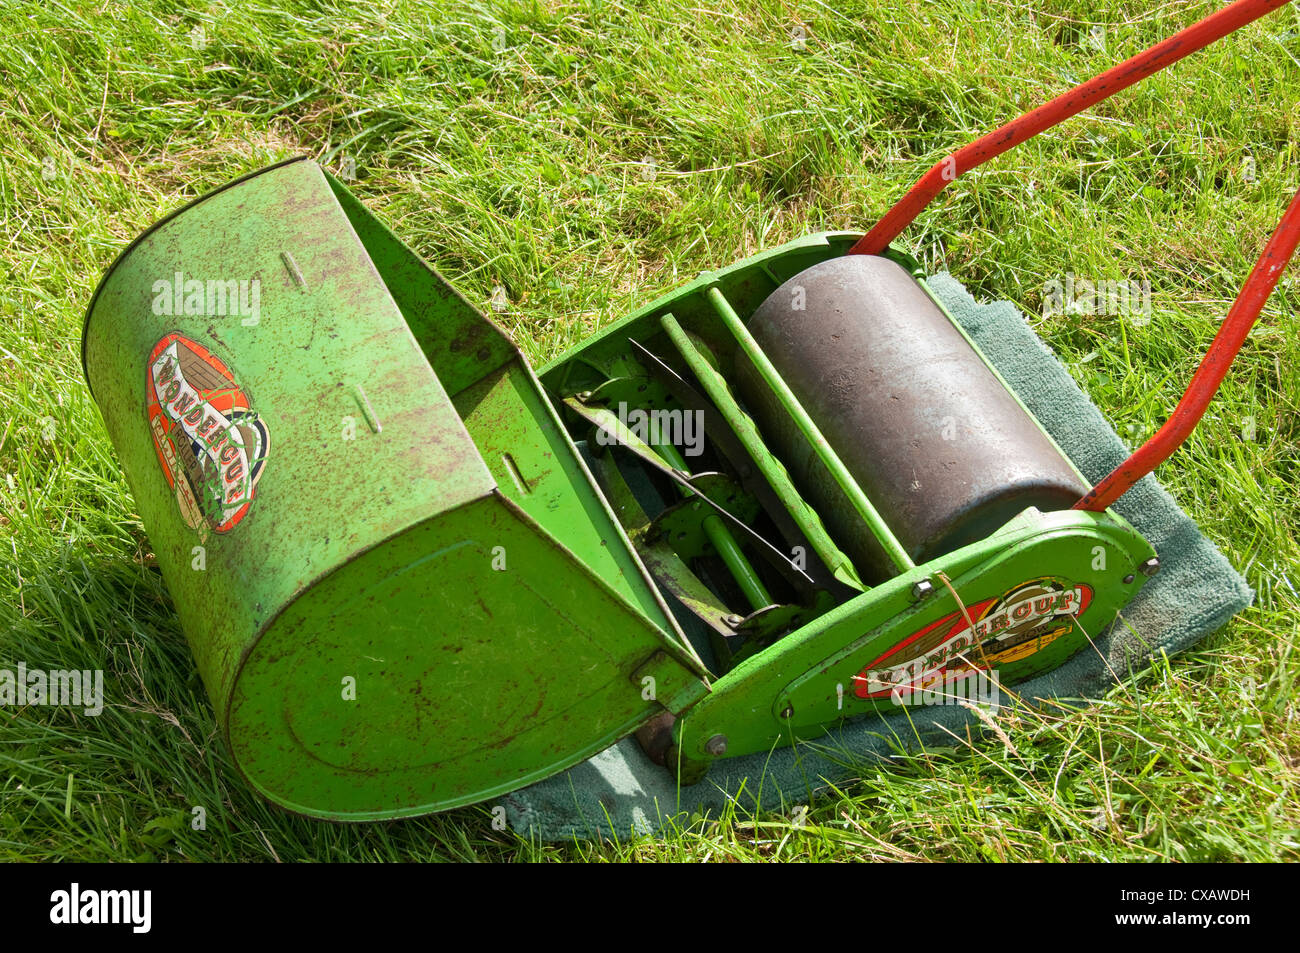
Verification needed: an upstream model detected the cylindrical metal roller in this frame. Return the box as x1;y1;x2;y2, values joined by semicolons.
735;254;1089;582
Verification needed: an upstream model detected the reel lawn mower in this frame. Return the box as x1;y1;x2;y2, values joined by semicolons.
82;0;1299;819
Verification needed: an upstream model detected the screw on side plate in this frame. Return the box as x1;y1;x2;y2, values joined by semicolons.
1140;557;1160;577
911;579;934;601
704;734;728;756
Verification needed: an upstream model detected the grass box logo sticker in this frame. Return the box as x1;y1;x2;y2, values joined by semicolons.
146;333;269;533
855;577;1093;700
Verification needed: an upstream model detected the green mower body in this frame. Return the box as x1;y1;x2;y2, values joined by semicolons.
82;159;1156;819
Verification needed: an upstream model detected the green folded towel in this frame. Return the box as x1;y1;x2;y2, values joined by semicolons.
504;272;1252;841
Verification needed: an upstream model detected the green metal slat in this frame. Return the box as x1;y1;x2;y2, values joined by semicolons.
703;287;915;576
658;312;864;590
654;440;772;611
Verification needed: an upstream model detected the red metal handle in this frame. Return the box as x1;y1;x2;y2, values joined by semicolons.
849;0;1293;257
1075;188;1300;511
849;0;1299;510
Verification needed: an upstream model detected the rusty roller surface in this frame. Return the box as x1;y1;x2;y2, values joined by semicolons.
736;254;1089;582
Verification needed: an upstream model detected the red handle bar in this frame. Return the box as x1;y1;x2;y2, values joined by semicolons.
1077;187;1300;511
850;0;1298;510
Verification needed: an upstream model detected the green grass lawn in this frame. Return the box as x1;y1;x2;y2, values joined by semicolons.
1;0;1297;861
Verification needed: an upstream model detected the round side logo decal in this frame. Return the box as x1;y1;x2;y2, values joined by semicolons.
146;333;269;533
854;577;1094;699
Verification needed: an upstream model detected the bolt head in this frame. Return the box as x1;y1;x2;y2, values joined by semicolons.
911;579;934;601
704;733;728;756
724;614;745;627
1122;573;1135;584
1140;557;1160;577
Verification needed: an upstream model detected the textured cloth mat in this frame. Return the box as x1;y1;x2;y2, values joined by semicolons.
505;272;1252;841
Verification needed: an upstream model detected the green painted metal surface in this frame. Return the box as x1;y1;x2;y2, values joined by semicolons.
82;158;709;819
706;285;916;575
541;230;1156;778
83;159;1158;819
670;506;1154;771
657;311;864;591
